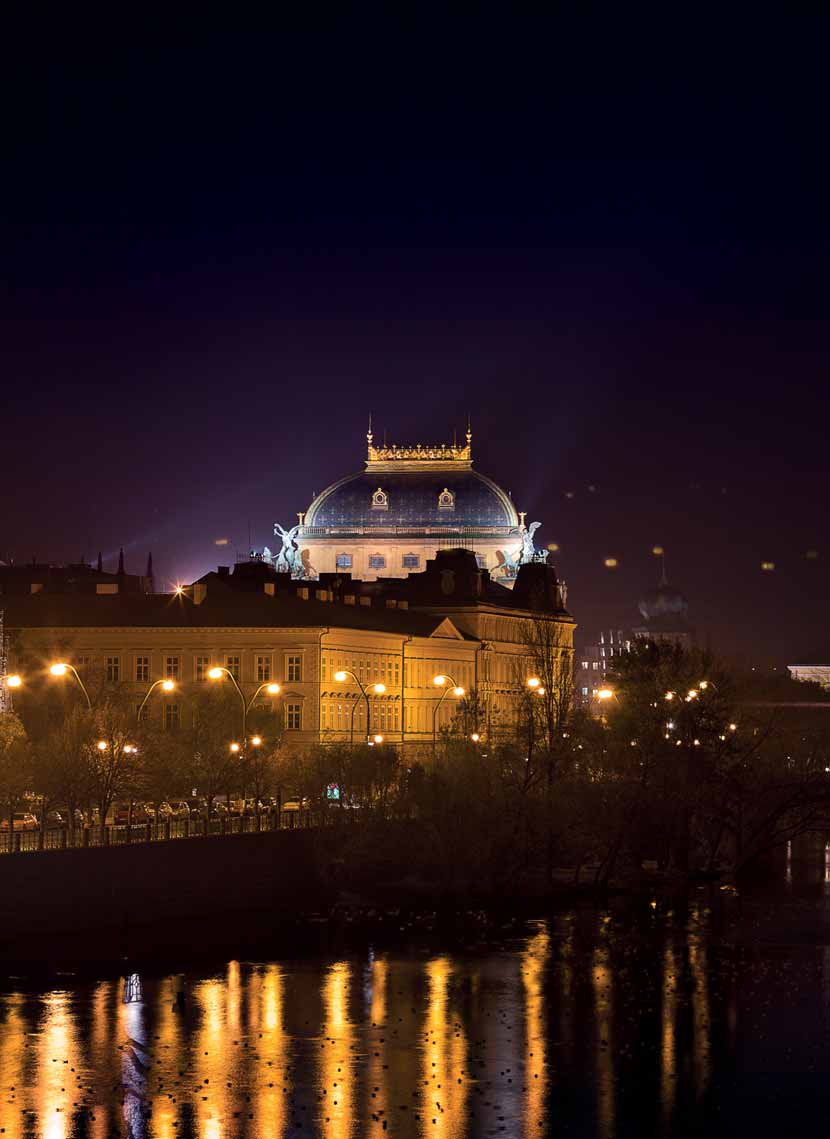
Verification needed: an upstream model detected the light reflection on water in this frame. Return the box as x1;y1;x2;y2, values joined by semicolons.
4;848;830;1138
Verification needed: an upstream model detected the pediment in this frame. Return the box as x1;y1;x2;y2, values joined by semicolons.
429;616;465;640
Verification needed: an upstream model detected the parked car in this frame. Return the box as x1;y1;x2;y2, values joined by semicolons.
111;802;152;826
282;798;310;812
0;812;39;832
44;810;65;829
168;800;191;819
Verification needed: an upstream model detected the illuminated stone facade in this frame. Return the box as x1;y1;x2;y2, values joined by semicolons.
4;551;573;754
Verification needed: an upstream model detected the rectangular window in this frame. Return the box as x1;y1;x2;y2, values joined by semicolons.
402;553;420;569
164;703;180;730
105;656;120;683
225;654;241;681
195;655;210;682
582;687;589;696
336;553;353;569
256;655;272;682
286;702;302;730
368;554;385;569
76;656;93;675
475;554;487;569
393;660;400;687
135;656;150;683
286;655;302;683
581;660;589;670
165;655;180;680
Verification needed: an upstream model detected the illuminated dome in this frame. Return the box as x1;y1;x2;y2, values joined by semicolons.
287;424;529;585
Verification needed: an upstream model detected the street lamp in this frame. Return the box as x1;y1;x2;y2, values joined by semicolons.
596;688;615;701
136;677;176;720
334;669;386;744
50;662;92;710
250;735;262;747
1;673;22;689
208;665;247;737
96;739;108;751
229;742;240;754
432;673;465;753
526;676;541;689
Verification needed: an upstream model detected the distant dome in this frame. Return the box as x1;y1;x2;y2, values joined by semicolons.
305;468;518;531
638;583;689;621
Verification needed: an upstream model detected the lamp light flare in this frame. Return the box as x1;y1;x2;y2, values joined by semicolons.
604;557;618;568
453;686;465;697
266;682;281;694
471;732;481;742
665;691;675;701
162;679;175;692
728;723;737;732
433;674;447;686
372;682;386;694
250;735;262;747
229;742;240;753
208;667;224;680
526;677;541;689
699;680;709;690
4;674;22;688
761;561;775;571
373;734;384;744
334;670;348;682
597;688;615;701
50;663;68;676
652;545;664;556
97;740;108;751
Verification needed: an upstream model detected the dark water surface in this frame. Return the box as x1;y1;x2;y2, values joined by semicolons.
3;842;830;1137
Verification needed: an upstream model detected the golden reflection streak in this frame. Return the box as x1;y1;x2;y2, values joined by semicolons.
320;961;354;1139
35;990;79;1139
194;973;231;1139
421;956;468;1139
0;992;26;1139
521;924;550;1138
90;980;116;1139
366;956;389;1129
592;940;615;1139
150;978;185;1139
250;966;288;1139
688;906;711;1099
660;945;678;1129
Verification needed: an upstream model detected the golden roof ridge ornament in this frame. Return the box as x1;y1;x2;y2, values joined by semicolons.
366;431;473;469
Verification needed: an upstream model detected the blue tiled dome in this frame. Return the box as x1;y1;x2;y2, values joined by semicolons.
305;469;518;531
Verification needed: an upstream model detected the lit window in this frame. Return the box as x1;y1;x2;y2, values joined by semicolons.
592;662;599;670
105;656;120;683
582;687;589;696
286;655;302;683
164;703;180;730
336;553;353;569
286;702;302;730
368;554;386;569
256;655;272;682
581;661;589;670
402;553;420;569
225;654;241;681
165;655;180;680
135;656;150;683
195;655;210;682
371;487;389;510
475;554;487;569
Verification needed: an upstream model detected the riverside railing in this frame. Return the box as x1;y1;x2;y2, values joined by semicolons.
0;808;347;855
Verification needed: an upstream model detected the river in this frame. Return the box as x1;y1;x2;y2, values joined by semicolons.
2;840;829;1137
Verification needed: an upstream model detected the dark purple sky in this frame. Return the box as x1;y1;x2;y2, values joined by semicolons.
2;15;829;665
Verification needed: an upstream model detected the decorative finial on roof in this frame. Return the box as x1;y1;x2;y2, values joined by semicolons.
466;412;472;445
367;412;373;446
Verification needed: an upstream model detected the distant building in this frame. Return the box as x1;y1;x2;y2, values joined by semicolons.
0;552;154;597
631;571;692;645
787;661;830;691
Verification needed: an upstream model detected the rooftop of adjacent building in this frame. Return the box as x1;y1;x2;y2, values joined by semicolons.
0;548;571;635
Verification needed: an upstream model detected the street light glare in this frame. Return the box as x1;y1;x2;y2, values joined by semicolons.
50;663;68;676
699;680;709;690
373;734;384;744
471;732;481;742
597;688;615;701
266;683;281;694
372;682;386;694
208;667;224;680
250;735;262;747
526;677;541;689
334;670;348;682
96;740;107;751
433;674;447;686
452;686;465;697
229;742;240;753
161;679;175;692
5;674;22;688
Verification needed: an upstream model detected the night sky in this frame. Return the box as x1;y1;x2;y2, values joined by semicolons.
3;15;829;666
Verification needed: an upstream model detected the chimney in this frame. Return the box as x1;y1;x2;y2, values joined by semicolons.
193;583;207;605
117;548;125;575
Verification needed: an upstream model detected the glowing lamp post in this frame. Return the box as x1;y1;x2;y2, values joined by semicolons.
432;674;465;754
334;669;385;744
136;677;176;720
50;662;92;710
